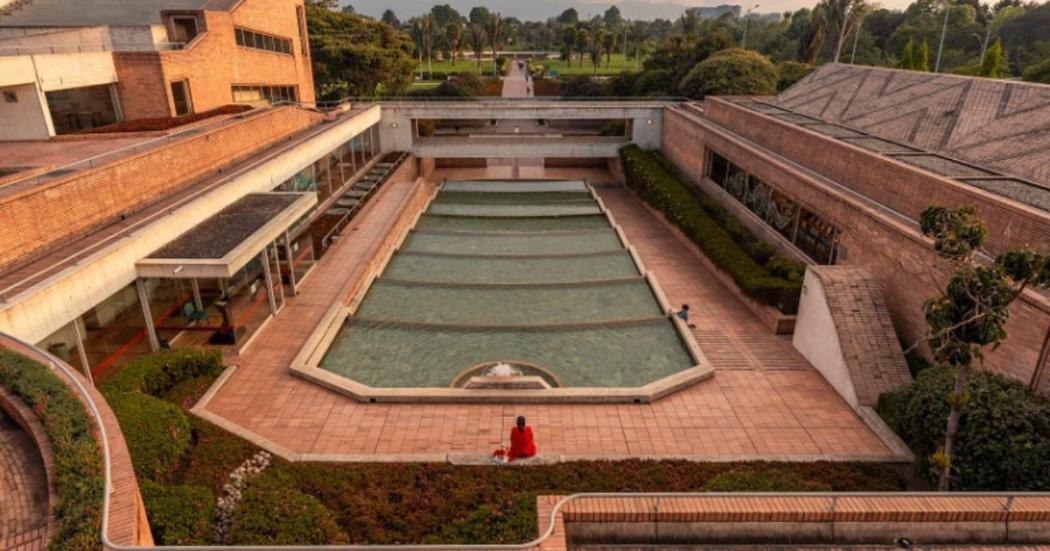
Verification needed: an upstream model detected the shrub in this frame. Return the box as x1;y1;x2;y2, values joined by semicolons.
703;465;832;492
104;391;192;483
1024;58;1050;84
633;69;675;96
103;348;224;396
0;350;103;550
140;481;214;545
679;48;778;99
228;473;348;545
620;145;802;313
775;61;815;91
878;366;1050;490
560;75;606;97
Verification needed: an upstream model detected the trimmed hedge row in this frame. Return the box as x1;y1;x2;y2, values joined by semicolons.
0;350;103;550
140;481;214;545
620;145;803;314
878;366;1050;490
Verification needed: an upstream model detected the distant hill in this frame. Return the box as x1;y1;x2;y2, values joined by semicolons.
345;0;741;22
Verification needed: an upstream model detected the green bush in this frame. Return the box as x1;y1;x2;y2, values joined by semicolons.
140;481;214;545
1023;58;1050;84
229;473;348;545
101;349;223;483
620;145;802;313
878;366;1050;490
703;465;832;492
679;48;778;99
104;391;192;483
0;350;103;550
103;348;223;396
775;61;815;91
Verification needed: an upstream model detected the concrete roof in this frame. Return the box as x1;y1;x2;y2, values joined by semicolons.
773;64;1050;188
0;0;231;27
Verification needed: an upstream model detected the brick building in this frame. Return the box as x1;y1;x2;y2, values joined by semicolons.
0;0;315;139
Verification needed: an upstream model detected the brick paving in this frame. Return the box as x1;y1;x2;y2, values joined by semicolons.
200;173;894;461
0;411;48;549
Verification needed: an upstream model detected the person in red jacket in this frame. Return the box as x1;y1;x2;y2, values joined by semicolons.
508;415;537;462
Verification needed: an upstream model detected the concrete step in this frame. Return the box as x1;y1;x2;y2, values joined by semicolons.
336;198;359;208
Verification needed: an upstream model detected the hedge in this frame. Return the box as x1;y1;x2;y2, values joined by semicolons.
140;481;214;545
0;350;103;550
878;366;1050;490
102;348;223;397
703;465;832;491
620;145;802;313
228;472;348;545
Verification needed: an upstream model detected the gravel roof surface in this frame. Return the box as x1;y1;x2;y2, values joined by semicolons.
149;194;301;260
842;137;919;154
894;154;996;178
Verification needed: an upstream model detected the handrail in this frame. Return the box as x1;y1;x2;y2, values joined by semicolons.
5;332;1050;551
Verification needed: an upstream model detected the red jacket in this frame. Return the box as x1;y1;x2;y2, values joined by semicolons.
508;425;537;461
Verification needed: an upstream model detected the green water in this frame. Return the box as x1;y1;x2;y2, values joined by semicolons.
383;252;640;284
356;279;662;326
321;319;693;387
428;203;603;217
443;180;588;193
401;231;623;256
434;191;594;204
318;179;696;389
415;215;612;233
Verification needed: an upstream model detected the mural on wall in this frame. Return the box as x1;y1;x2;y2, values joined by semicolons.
706;149;839;264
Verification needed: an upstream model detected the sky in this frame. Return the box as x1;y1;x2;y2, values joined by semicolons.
348;0;918;21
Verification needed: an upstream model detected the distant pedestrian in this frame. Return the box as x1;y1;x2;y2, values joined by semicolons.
676;304;696;329
508;416;537;462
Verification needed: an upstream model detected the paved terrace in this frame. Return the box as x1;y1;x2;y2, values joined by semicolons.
197;168;897;462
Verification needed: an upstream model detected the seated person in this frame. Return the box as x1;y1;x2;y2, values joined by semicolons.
676;304;697;329
508;415;537;462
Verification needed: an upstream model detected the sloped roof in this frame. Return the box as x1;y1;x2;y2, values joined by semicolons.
773;64;1050;187
810;266;911;407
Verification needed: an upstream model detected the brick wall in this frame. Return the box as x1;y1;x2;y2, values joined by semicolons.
662;107;1050;393
113;0;315;120
0;106;323;273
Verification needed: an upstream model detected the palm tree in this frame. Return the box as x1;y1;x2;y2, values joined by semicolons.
576;28;589;68
412;15;435;79
818;0;869;63
445;21;464;65
561;25;576;66
627;21;649;70
467;22;486;70
485;12;503;75
602;28;617;68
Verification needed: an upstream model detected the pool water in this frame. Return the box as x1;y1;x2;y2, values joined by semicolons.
319;180;695;388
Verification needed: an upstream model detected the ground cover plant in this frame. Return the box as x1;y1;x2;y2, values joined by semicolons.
619;144;804;314
103;350;910;545
0;350;104;550
79;104;252;134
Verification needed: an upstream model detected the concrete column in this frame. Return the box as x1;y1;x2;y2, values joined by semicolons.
70;317;93;385
260;249;278;316
283;230;298;295
135;279;160;352
631;114;662;149
191;278;203;310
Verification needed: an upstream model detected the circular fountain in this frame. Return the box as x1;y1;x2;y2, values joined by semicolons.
450;360;562;390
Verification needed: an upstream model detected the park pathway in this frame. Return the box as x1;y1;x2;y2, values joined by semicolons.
502;59;534;98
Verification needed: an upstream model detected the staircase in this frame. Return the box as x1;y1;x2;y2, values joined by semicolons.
314;152;408;255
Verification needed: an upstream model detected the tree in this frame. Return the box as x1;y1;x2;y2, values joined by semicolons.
468;7;490;26
603;6;624;30
467;22;486;69
561;25;577;65
485;12;503;75
306;4;415;98
916;39;931;70
430;4;462;29
776;60;816;90
557;8;579;25
380;9;399;29
411;15;435;79
444;22;464;65
812;0;870;63
899;38;916;68
340;4;354;14
1023;57;1050;83
602;27;618;68
627;20;650;70
576;28;590;68
979;38;1003;76
917;205;1050;491
679;47;779;98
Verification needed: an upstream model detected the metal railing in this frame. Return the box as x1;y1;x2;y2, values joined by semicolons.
3;330;1050;551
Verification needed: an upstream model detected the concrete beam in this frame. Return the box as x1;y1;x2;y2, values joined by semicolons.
412;136;628;158
381;101;665;121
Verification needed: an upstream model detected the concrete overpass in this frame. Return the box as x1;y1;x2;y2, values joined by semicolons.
377;100;666;155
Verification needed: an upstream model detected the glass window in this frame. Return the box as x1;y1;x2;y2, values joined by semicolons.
707;150;729;187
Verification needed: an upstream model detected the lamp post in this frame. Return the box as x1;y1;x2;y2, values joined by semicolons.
934;0;951;73
849;12;865;64
740;4;759;50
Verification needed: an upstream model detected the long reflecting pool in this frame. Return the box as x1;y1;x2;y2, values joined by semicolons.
319;180;696;388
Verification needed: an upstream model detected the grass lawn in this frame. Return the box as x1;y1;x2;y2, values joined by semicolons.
116;350;914;546
532;53;643;76
407;81;442;92
416;58;497;76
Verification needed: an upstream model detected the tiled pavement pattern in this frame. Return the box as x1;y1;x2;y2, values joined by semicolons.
201;175;894;460
0;411;48;550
